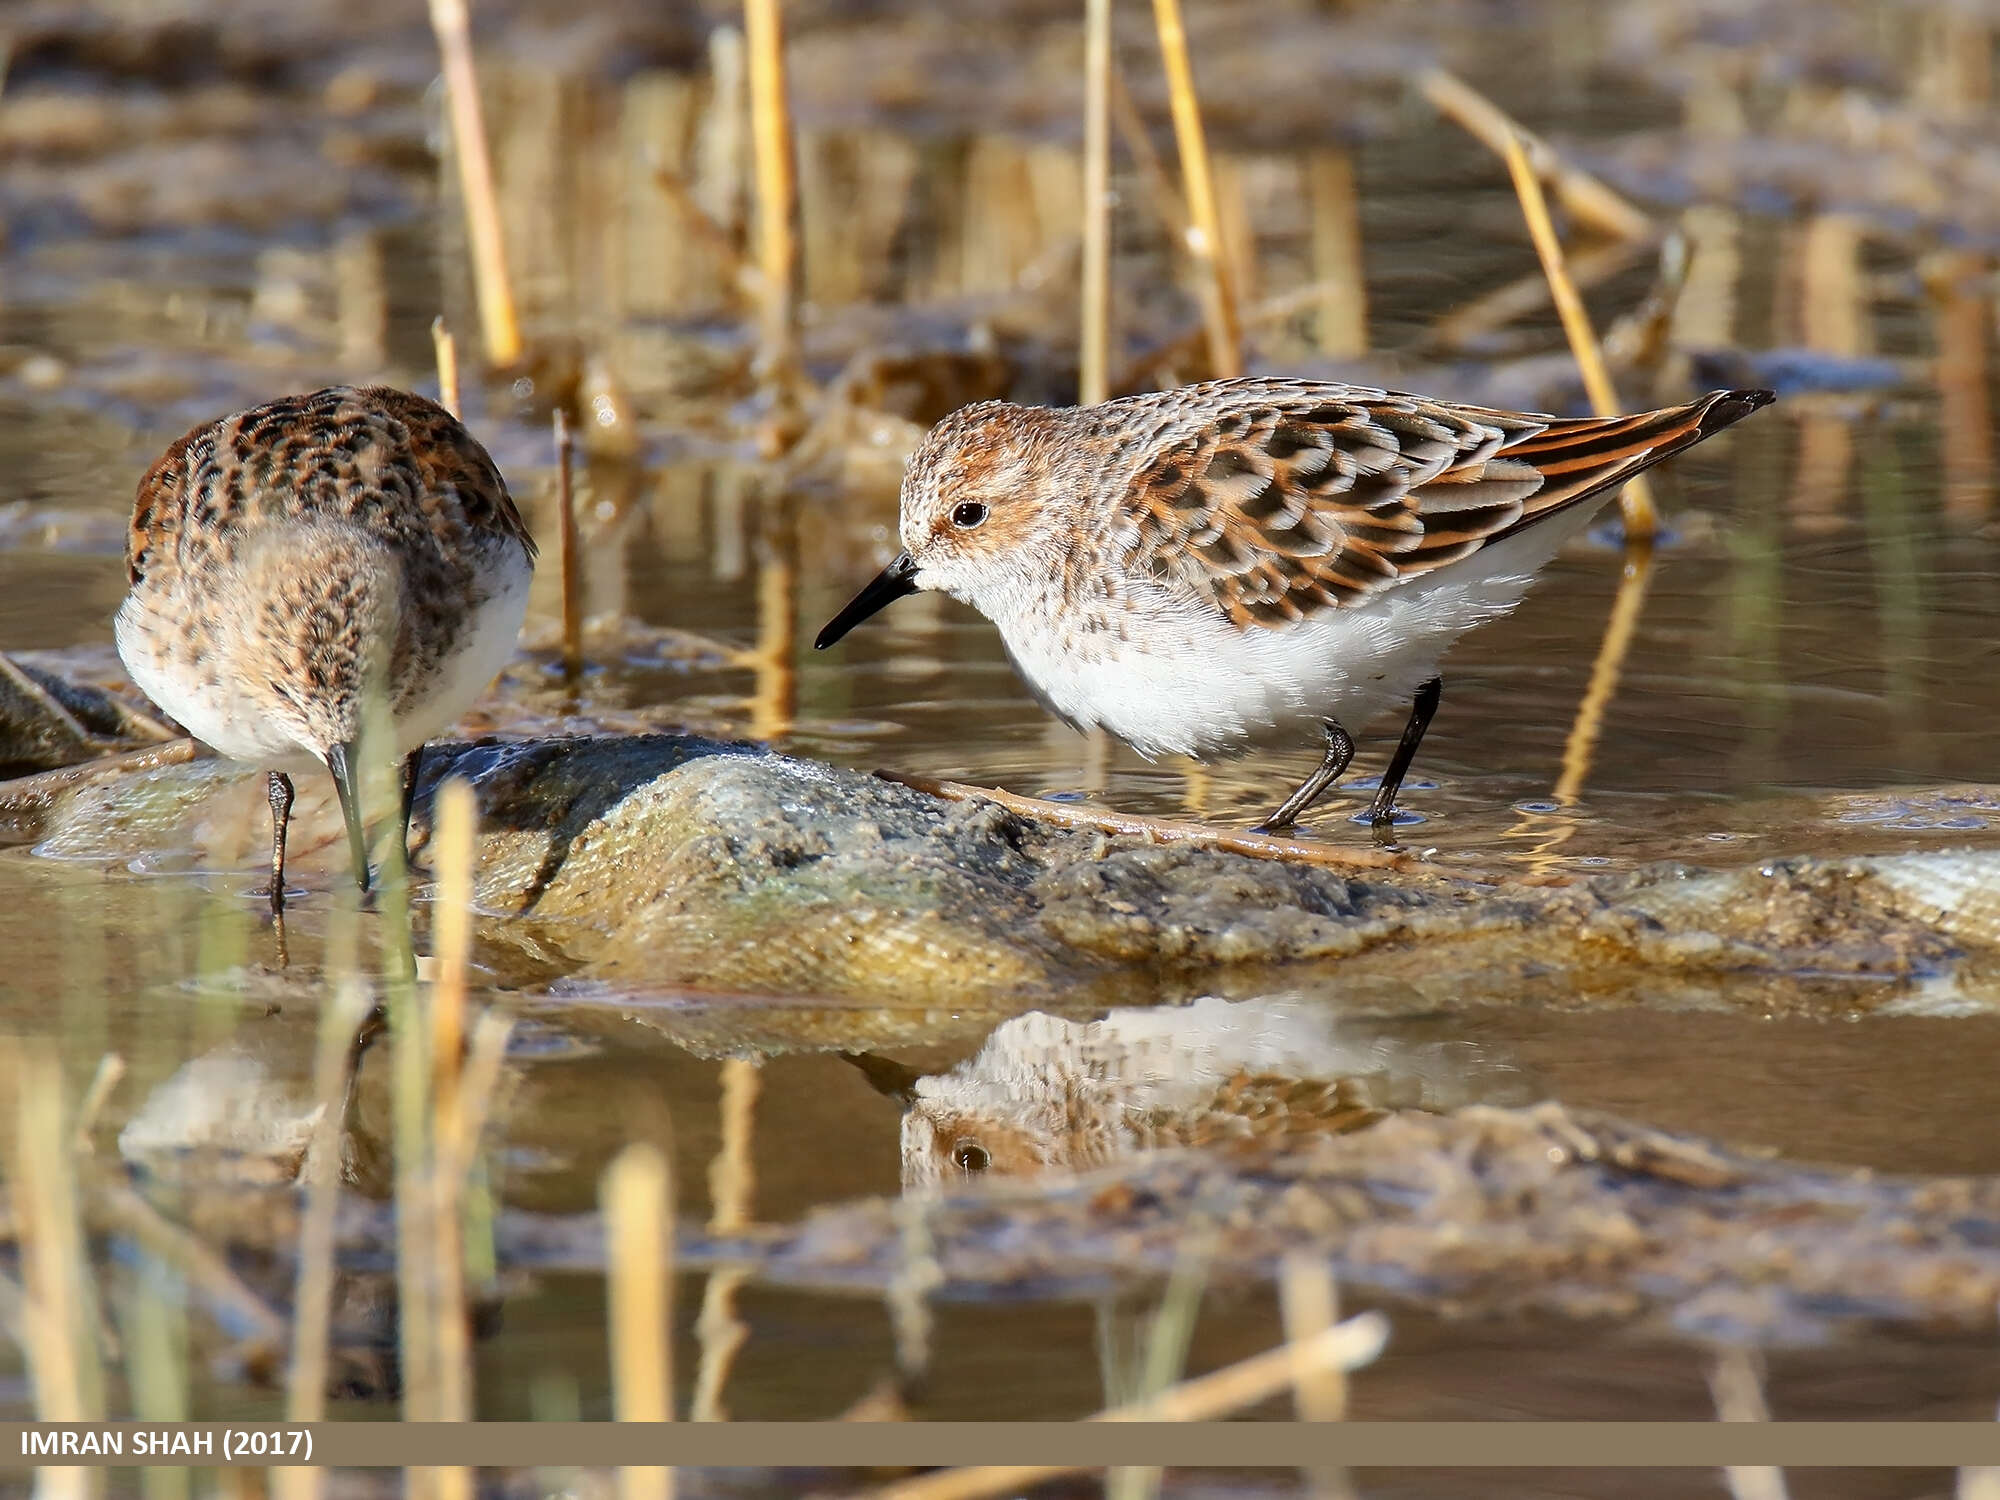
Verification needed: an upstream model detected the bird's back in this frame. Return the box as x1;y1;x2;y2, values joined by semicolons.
125;386;534;591
117;387;535;764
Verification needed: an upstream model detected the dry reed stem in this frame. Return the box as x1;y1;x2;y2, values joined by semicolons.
748;499;796;741
605;1143;675;1500
744;0;798;391
858;1313;1389;1500
8;1044;104;1436
1502;131;1657;538
1280;1254;1357;1500
70;1055;124;1153
1552;537;1654;806
1080;0;1114;405
1150;0;1241;378
690;1058;760;1422
1279;1255;1347;1422
382;769;438;1443
427;0;521;366
450;1009;516;1186
428;777;478;1456
431;316;461;419
1421;69;1653;242
1108;67;1187;235
1306;151;1367;359
1930;251;1995;523
1423;237;1644;353
1709;1348;1789;1500
276;978;375;1500
649;161;753;294
876;769;1414;873
554;409;583;681
90;1178;288;1355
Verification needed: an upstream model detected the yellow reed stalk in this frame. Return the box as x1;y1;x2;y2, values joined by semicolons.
1421;69;1653;242
690;1058;760;1421
452;1007;515;1300
8;1042;105;1444
277;976;375;1500
1502;130;1657;538
554;409;583;682
1307;151;1367;359
860;1313;1389;1500
1709;1349;1789;1500
1930;251;1995;524
605;1143;675;1500
1280;1254;1357;1500
429;777;477;1418
1108;66;1186;236
1552;537;1654;805
70;1054;124;1153
423;777;479;1500
748;499;796;741
1423;238;1644;355
427;0;521;366
1080;0;1114;405
1150;0;1241;378
1279;1254;1347;1421
743;0;797;390
431;316;462;419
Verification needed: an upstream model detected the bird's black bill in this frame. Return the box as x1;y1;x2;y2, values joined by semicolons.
842;1050;926;1106
325;741;373;896
814;553;920;650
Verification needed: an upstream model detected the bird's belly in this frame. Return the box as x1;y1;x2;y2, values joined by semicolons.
114;592;317;768
998;615;1365;759
996;539;1569;760
388;547;532;749
114;544;531;769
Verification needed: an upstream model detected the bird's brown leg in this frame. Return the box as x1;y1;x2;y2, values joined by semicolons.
1255;719;1356;832
1368;676;1442;834
265;771;295;915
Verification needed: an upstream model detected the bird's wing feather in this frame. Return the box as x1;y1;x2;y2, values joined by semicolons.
1123;382;1766;629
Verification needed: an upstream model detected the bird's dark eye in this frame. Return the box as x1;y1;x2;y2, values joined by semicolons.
951;1139;990;1172
951;501;988;529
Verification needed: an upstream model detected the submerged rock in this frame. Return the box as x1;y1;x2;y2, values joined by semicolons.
8;732;2000;1026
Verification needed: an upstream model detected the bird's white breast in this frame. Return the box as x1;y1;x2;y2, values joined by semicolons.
990;505;1602;759
115;540;532;769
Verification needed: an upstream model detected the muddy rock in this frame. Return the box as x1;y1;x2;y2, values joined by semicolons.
10;733;2000;1021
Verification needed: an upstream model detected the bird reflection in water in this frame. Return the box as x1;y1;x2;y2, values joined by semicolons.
850;994;1532;1189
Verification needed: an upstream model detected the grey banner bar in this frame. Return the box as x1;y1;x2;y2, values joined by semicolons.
2;1423;1998;1468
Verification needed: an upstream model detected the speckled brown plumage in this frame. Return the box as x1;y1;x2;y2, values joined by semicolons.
115;386;536;913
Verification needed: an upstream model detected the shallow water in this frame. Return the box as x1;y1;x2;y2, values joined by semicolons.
2;0;1999;1450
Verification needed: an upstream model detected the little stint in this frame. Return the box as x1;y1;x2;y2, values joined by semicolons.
116;386;536;910
817;377;1774;832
